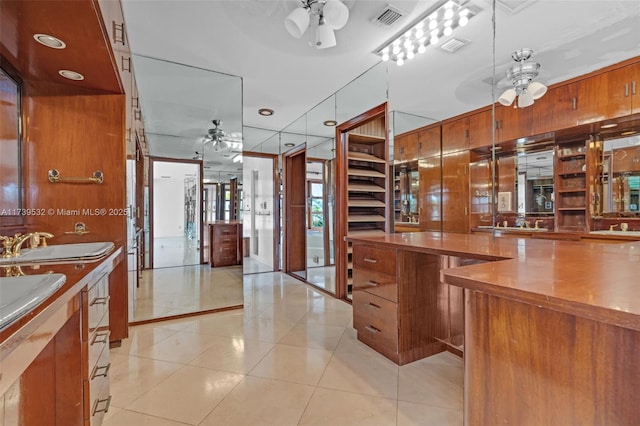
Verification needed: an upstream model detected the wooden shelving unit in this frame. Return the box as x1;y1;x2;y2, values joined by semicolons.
555;140;588;231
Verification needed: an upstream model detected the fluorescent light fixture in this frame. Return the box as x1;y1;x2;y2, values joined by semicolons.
374;0;477;64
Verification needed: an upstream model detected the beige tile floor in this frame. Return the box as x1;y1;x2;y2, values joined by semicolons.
106;272;463;426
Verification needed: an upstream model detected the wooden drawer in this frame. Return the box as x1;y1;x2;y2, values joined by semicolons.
353;291;398;356
214;224;238;237
352;244;396;275
86;276;109;338
352;268;398;303
84;344;111;424
88;326;110;371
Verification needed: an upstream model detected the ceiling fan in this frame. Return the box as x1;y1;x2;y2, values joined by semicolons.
202;119;243;152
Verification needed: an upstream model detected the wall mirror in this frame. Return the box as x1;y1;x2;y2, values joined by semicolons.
128;55;244;323
0;65;23;227
602;134;640;214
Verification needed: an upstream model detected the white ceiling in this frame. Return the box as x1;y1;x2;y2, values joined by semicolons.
121;0;640;180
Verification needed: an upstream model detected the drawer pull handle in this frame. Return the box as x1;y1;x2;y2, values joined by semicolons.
365;281;379;287
364;258;378;264
368;302;381;309
92;395;112;415
90;296;110;306
365;325;381;334
91;363;111;379
90;330;111;346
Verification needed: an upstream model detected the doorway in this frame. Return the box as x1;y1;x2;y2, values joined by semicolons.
149;158;204;268
283;144;307;280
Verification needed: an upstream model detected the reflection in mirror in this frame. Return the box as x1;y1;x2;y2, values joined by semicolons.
0;65;22;225
516;150;555;217
602;134;640;214
393;161;420;231
127;55;244;323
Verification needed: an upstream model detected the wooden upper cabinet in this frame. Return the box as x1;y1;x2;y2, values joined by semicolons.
532;82;580;134
468;110;493;149
417;126;441;158
494;103;532;143
578;63;640;123
442;118;469;153
394;131;419;162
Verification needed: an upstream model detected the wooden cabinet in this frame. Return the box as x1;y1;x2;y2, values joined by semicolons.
469;158;492;227
209;222;242;267
83;273;111;426
417;125;441;158
532;82;580;134
555;140;588;231
441;150;470;233
394;131;418;162
442;118;469;153
468;110;493;149
419;156;442;231
494;103;532;143
352;244;445;365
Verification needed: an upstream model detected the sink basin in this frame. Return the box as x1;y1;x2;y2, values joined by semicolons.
0;242;114;265
478;226;548;232
589;231;640;236
0;273;66;329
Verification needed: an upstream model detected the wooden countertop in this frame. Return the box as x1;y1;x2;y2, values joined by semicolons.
346;232;640;332
0;247;124;395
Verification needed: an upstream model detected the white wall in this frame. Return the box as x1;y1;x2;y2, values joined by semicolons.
153;161;199;239
244;156;275;268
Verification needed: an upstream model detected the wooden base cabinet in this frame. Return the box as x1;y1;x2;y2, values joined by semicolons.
352;243;447;365
209;222;242;267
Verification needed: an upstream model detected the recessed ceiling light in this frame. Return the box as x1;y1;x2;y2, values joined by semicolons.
284;143;295;147
324;120;338;126
601;123;618;129
58;70;84;81
33;34;66;49
258;108;274;116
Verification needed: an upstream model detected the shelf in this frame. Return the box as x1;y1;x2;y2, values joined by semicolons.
557;188;586;193
349;198;386;208
348;151;386;163
349;133;386;144
558;207;586;211
348;167;385;178
348;214;386;223
348;182;386;192
557;171;586;177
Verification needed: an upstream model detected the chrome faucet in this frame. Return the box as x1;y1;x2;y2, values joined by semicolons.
609;224;619;232
534;220;543;229
0;232;54;258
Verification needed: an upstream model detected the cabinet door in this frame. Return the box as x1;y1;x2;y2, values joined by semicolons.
394;132;418;162
442;118;469;153
417;126;441;158
441;150;470;233
532;82;579;134
631;61;640;115
468;110;493;149
419;156;442;231
495;104;532;143
579;67;632;124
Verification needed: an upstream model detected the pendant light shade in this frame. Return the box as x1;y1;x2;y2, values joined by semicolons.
323;0;349;30
285;7;311;39
527;81;548;100
498;88;517;107
316;18;336;49
517;91;534;108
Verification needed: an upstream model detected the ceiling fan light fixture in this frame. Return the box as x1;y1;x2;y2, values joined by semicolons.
323;0;349;30
285;7;311;38
315;16;336;49
517;91;534;108
498;88;517;106
527;81;547;100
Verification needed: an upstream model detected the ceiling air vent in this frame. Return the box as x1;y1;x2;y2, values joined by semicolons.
372;4;404;26
440;38;469;53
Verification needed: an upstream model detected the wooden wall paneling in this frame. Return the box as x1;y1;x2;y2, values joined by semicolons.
419;156;442;231
0;66;21;214
17;337;56;425
441;150;470;233
465;291;640;425
497;156;516;212
54;308;84;426
442;118;469;153
23;81;128;343
394;131;418;162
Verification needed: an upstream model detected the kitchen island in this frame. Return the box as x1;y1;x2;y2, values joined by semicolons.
345;232;640;425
